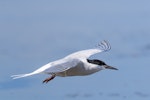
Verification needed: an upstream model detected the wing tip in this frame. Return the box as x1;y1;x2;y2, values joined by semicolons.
11;73;31;79
11;74;24;79
97;40;111;51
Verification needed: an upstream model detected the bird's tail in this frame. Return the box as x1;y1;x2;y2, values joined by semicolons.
11;72;38;79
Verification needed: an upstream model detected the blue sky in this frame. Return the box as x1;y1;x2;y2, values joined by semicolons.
0;0;150;100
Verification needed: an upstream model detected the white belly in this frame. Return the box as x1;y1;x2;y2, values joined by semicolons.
56;62;102;77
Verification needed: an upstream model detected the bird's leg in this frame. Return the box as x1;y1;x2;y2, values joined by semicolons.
64;71;67;77
43;74;56;83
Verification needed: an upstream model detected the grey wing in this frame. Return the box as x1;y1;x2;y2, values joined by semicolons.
43;58;81;74
65;40;111;59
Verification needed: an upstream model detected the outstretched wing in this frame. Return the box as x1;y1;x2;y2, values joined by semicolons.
65;40;111;59
11;58;80;79
32;58;81;74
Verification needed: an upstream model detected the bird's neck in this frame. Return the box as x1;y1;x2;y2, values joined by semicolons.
86;63;103;72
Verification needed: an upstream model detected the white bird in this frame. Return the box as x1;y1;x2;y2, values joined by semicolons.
11;40;118;83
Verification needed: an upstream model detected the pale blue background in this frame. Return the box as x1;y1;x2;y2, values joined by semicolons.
0;0;150;100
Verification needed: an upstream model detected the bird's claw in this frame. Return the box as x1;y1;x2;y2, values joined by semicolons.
43;74;56;83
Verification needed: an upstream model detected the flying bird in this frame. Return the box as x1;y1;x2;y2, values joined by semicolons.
11;40;118;83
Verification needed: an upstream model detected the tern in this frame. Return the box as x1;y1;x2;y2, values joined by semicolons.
11;40;118;83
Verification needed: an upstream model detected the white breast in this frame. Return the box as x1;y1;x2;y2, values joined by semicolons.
56;59;103;77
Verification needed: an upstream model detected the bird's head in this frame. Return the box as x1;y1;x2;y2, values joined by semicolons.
87;59;118;70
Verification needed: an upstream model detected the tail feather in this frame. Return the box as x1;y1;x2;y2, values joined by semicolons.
11;72;37;79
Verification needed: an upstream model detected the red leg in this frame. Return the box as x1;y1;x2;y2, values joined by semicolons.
43;74;56;83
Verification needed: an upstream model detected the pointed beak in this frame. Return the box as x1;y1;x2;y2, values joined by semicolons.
104;65;118;70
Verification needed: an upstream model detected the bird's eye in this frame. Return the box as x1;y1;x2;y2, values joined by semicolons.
87;59;106;66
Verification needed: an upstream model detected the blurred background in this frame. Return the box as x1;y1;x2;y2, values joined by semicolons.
0;0;150;100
